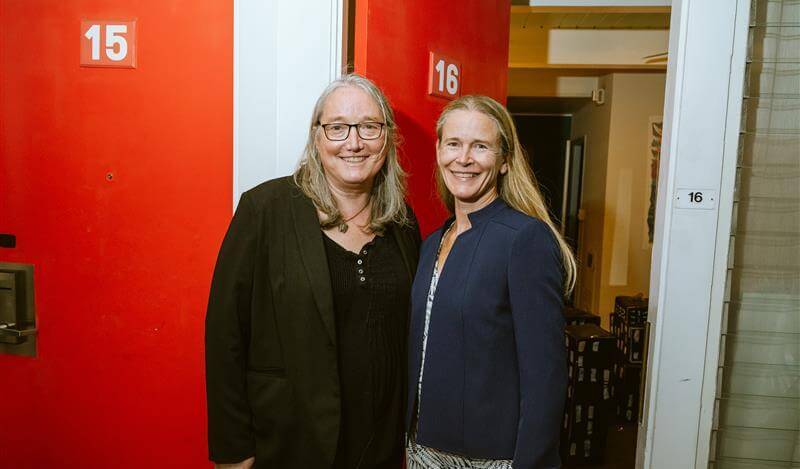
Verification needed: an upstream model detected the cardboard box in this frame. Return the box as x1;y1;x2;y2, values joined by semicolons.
561;400;610;465
561;324;616;465
563;306;601;326
612;299;649;364
612;363;642;423
614;295;649;327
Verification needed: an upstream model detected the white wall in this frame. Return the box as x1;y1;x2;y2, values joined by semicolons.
545;30;669;67
234;0;343;205
600;72;666;320
508;69;599;97
571;72;666;325
510;2;672;69
571;75;613;316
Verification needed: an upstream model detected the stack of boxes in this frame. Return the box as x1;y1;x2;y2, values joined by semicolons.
563;306;601;326
610;295;649;423
561;324;615;466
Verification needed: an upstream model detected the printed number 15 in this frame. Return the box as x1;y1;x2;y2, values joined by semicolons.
84;24;128;62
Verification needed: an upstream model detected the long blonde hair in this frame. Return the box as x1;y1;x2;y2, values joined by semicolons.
293;74;409;233
435;95;577;294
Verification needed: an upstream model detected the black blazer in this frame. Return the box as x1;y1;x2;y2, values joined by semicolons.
205;176;420;468
406;198;566;469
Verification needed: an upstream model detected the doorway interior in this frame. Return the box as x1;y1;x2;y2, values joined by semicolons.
506;5;670;468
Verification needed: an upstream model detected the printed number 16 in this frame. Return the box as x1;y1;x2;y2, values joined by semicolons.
434;59;459;95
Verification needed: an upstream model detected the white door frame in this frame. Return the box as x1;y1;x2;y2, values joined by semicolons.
233;0;753;466
637;0;750;467
233;0;344;206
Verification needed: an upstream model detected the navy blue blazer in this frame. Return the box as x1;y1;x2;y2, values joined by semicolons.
406;198;567;469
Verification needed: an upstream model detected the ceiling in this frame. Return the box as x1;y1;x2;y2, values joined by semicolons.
510;11;671;30
507;5;671;73
506;5;670;99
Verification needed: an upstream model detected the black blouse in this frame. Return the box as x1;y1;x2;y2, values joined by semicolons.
323;228;410;469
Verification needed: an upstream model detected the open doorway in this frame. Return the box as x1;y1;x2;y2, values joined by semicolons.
507;5;670;468
348;1;756;467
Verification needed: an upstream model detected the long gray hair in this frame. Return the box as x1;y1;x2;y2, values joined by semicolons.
293;74;409;233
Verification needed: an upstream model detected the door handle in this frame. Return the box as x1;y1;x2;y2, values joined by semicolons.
0;234;15;248
0;322;37;337
0;262;37;354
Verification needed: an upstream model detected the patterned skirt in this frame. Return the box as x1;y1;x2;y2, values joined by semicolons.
405;434;513;469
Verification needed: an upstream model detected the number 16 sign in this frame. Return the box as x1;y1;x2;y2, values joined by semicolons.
428;51;461;100
80;20;137;68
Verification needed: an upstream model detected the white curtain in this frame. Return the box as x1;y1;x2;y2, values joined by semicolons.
709;0;800;467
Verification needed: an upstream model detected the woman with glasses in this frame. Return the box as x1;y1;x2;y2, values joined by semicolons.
206;74;420;469
405;95;575;469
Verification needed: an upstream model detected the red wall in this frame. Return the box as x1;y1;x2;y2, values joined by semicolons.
355;1;511;235
0;1;231;467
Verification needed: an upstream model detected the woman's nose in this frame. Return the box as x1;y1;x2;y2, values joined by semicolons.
343;127;365;150
454;149;472;165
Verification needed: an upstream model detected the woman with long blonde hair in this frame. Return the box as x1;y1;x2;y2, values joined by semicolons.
406;95;574;469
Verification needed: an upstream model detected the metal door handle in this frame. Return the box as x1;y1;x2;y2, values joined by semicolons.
0;322;37;337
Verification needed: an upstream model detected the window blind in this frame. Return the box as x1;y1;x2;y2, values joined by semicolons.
708;1;800;468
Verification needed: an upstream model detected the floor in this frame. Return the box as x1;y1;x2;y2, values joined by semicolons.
564;423;638;469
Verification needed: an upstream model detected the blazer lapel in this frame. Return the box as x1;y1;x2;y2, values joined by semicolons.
289;190;336;346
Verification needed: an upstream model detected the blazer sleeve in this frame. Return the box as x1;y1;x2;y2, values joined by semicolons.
508;221;567;469
205;193;257;463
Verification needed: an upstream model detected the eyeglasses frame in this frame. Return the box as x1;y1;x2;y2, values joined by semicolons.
318;121;386;141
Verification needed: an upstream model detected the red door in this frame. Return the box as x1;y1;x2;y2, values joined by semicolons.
0;1;232;467
354;0;512;234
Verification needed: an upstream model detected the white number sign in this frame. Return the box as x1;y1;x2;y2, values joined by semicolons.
80;20;137;68
429;52;461;99
675;188;717;210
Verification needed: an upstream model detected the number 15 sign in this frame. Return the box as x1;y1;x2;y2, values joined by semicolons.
80;20;137;68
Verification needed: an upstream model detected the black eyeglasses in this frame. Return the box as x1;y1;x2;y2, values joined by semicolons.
319;122;386;141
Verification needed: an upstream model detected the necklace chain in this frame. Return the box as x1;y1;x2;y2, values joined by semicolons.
338;199;370;233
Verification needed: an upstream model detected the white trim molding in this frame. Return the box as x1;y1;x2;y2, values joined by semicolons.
233;0;344;207
695;0;751;466
637;0;750;467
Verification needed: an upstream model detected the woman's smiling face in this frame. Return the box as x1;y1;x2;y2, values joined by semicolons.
316;85;387;192
437;109;507;210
